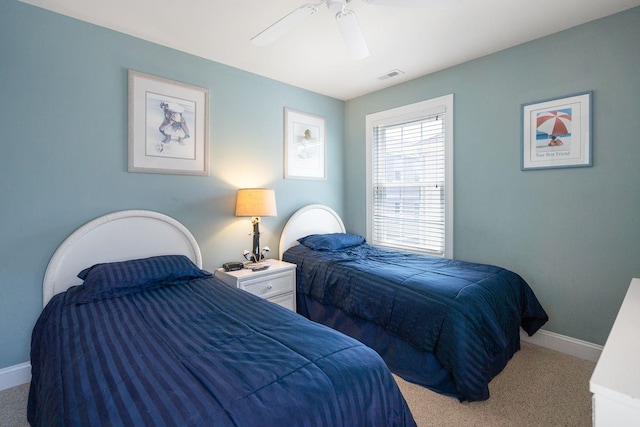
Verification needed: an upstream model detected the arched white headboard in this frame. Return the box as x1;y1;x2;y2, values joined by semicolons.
43;210;201;307
278;204;346;258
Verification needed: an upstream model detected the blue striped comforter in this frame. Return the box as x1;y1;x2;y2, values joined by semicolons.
284;244;548;401
28;276;415;426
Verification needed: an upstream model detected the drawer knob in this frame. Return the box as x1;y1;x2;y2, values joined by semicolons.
266;284;273;290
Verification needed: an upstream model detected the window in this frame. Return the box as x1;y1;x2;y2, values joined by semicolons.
365;95;453;258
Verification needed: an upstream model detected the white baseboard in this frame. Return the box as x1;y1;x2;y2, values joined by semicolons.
0;362;31;392
521;328;603;362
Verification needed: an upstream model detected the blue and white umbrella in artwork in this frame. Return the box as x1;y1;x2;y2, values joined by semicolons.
536;110;571;138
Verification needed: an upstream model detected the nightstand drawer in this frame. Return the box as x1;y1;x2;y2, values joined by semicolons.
269;292;295;311
239;270;294;299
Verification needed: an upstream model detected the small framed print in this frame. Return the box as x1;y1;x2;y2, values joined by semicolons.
128;70;209;176
284;108;326;180
521;91;592;170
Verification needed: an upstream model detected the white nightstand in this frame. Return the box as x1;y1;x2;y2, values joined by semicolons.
214;259;297;311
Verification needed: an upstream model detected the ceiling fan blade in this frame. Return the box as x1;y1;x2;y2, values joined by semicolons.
336;9;370;60
251;3;319;46
362;0;427;6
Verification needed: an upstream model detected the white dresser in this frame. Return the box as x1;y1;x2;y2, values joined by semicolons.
214;259;297;311
590;278;640;426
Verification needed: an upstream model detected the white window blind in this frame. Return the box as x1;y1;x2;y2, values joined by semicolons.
366;95;453;257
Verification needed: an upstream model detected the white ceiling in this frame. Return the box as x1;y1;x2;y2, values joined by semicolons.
19;0;640;100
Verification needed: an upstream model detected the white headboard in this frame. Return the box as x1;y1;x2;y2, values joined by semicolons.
43;210;201;307
278;204;346;258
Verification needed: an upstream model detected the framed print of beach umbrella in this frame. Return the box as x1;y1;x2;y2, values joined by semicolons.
536;109;571;138
521;91;592;170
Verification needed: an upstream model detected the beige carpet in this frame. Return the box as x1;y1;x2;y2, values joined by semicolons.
395;342;595;426
0;382;29;427
1;342;595;426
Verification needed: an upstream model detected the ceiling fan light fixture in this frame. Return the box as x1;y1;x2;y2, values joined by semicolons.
254;0;423;60
335;9;370;60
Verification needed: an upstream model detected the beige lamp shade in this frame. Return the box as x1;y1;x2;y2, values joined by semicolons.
235;188;277;217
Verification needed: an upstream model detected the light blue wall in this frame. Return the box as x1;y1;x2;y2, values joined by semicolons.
0;1;345;369
2;2;638;371
344;7;640;346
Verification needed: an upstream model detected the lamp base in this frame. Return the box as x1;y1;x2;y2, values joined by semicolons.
241;217;272;263
243;246;271;263
251;218;261;262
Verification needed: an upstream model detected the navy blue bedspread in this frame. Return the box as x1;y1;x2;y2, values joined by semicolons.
284;244;548;401
28;277;415;426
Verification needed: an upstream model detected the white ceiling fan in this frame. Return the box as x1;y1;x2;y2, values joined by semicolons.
251;0;427;60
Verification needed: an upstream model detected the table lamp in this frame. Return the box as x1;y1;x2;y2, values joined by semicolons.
235;188;277;263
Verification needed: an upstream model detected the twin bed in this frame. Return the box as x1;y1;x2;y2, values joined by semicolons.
29;204;547;425
28;210;415;426
279;204;548;402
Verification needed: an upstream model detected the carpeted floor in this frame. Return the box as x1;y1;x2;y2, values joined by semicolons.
1;342;595;426
0;382;29;427
394;342;595;426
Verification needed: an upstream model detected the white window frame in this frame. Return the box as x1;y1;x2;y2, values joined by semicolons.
365;94;454;258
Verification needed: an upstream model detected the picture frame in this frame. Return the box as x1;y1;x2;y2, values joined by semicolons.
521;91;592;171
128;70;209;175
284;108;326;180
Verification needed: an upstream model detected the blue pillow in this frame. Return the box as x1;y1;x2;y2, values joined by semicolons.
74;255;211;303
298;233;365;251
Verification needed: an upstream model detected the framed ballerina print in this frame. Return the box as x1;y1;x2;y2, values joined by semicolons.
128;70;209;176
